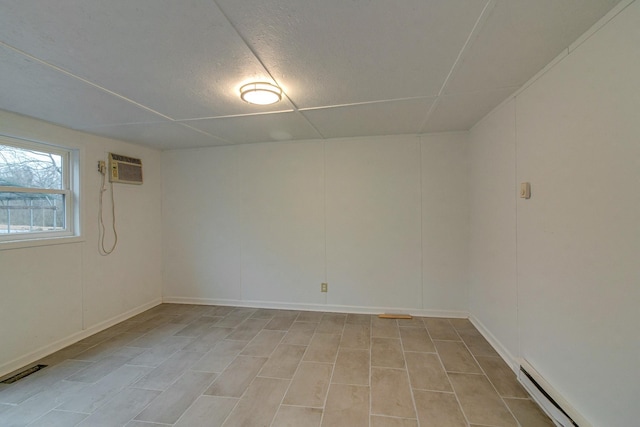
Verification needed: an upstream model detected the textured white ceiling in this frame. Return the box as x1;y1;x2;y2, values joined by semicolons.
0;0;622;149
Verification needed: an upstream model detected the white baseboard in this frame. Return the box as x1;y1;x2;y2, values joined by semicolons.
162;296;469;319
0;298;162;379
468;314;518;372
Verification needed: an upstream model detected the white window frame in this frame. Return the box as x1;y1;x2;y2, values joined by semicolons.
0;135;80;247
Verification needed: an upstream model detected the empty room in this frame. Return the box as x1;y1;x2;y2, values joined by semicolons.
0;1;637;426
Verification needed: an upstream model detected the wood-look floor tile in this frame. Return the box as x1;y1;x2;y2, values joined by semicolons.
0;379;87;427
413;390;466;427
264;316;296;331
132;350;205;391
174;395;238;427
207;306;236;317
332;348;370;385
272;310;300;318
371;338;405;368
448;318;475;331
405;351;452;392
1;305;546;427
57;364;152;413
225;318;270;341
128;335;194;367
303;333;340;363
125;421;168;427
259;344;306;379
222;377;289;426
215;310;256;328
134;370;216;424
181;327;233;352
251;309;279;319
476;356;528;398
346;314;371;325
282;322;317;346
504;398;555;427
66;347;146;383
457;329;499;357
399;327;435;353
283;362;332;407
397;317;425;328
0;360;91;405
204;355;267;398
370;367;416;418
372;318;399;338
296;312;324;323
241;330;286;357
25;409;88;427
321;383;369;427
315;314;346;334
370;415;418;427
126;323;186;348
272;405;322;427
35;342;95;367
448;373;517;426
76;387;160;427
173;317;219;337
72;333;143;362
423;318;460;341
433;341;482;374
340;324;370;349
192;340;247;373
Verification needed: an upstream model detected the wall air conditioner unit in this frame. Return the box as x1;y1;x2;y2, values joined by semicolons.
108;153;143;184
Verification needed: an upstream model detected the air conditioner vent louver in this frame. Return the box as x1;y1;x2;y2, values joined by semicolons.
108;153;143;184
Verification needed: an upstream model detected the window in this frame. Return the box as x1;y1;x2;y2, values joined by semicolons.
0;136;78;243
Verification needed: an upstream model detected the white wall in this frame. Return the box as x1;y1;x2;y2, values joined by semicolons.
469;2;640;426
468;99;518;360
163;134;469;315
0;110;162;376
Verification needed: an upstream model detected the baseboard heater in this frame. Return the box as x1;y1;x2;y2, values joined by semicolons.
518;360;590;427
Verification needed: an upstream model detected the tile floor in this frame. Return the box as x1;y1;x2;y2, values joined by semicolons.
0;304;554;426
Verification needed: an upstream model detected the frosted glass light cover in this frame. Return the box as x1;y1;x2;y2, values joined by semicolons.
240;82;282;105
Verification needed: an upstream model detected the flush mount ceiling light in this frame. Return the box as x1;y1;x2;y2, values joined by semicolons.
239;82;282;105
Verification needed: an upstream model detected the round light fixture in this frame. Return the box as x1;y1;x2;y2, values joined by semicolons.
239;82;283;105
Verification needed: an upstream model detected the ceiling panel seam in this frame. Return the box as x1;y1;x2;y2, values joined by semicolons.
419;0;496;133
212;0;326;139
0;40;174;122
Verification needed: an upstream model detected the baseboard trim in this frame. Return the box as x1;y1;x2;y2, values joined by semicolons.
162;296;468;319
0;298;162;378
468;314;518;372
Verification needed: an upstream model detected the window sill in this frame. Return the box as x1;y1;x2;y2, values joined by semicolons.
0;235;84;251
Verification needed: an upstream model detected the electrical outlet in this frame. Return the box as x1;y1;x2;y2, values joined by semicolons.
321;283;328;293
98;160;106;174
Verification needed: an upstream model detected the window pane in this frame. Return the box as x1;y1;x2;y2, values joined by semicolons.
0;193;65;234
0;145;63;190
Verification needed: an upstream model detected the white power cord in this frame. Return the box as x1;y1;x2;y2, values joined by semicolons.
98;161;118;255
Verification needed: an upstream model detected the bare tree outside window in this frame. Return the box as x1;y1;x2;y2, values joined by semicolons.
0;144;66;234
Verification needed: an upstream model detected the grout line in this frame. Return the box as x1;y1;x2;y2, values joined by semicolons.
0;41;174;122
437;319;473;426
419;139;424;311
368;314;373;427
211;0;326;140
269;316;323;427
455;327;523;426
317;316;345;426
398;324;421;427
418;0;497;133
